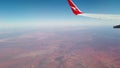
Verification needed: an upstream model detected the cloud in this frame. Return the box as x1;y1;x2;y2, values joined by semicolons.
0;39;7;42
14;50;48;59
0;32;11;42
0;32;9;35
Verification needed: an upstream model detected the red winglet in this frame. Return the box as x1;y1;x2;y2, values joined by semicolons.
68;0;83;15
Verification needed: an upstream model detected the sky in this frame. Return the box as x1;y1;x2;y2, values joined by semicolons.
0;0;120;29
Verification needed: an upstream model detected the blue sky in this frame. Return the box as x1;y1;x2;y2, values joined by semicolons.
0;0;120;29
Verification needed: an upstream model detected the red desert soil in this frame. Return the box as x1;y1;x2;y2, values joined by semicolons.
0;31;120;68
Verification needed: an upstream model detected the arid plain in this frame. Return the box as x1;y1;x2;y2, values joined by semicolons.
0;27;120;68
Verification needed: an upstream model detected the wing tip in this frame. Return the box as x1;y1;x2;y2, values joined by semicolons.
68;0;83;15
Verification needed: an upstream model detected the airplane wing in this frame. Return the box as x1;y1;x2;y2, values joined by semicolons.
68;0;120;28
67;0;83;15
